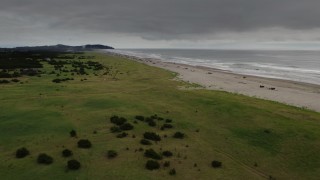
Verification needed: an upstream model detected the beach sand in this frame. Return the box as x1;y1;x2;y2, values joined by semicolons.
104;52;320;112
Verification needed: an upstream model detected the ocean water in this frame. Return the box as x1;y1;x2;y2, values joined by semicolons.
107;49;320;85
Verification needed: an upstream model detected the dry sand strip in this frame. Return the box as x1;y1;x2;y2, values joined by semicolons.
103;51;320;112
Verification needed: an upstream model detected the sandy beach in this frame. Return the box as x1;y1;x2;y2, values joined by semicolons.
104;51;320;112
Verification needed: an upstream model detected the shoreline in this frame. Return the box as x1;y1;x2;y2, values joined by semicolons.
102;51;320;112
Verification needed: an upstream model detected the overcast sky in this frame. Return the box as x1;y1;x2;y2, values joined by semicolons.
1;0;320;49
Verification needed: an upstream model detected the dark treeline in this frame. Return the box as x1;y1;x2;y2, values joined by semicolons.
0;44;114;52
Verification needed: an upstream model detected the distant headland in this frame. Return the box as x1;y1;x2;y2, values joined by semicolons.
0;44;114;52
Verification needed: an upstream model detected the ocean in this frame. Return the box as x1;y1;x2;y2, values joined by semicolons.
107;49;320;85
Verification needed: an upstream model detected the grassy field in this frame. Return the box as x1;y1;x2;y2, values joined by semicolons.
0;52;320;180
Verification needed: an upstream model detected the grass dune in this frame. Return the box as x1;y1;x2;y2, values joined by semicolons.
0;52;319;179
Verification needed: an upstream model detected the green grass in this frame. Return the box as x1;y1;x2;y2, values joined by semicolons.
0;52;320;179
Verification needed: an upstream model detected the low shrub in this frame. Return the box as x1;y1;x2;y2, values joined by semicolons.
67;159;81;170
164;161;170;167
145;160;160;170
116;132;128;138
173;132;185;139
70;130;77;137
107;150;118;158
157;117;164;121
169;168;176;175
135;115;144;121
16;147;30;158
120;123;134;131
144;149;162;160
165;119;172;123
162;151;173;157
162;124;173;129
148;120;156;127
110;116;127;126
62;149;73;157
37;153;53;165
11;79;20;83
211;160;222;168
77;139;92;148
150;114;158;119
140;139;152;145
143;132;161;141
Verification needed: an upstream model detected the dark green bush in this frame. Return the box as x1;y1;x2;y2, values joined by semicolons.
211;160;222;168
70;130;77;137
162;124;173;129
148;120;156;127
37;153;53;165
116;132;128;138
62;149;73;157
162;151;173;157
110;116;127;126
140;139;152;145
164;161;170;167
145;160;160;170
165;119;172;123
150;114;158;119
107;150;118;158
143;132;161;141
77;139;92;148
67;159;81;170
15;147;30;158
120;123;134;131
135;115;144;121
144;149;162;160
173;132;185;139
169;168;176;175
11;79;20;83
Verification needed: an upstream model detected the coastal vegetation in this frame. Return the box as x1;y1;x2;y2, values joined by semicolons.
0;51;320;179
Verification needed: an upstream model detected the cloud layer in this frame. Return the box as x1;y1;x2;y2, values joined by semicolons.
1;0;320;48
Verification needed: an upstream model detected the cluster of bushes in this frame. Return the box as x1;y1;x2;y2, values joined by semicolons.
110;116;127;126
143;132;161;141
135;114;174;129
52;78;74;83
144;149;162;160
109;116;134;138
15;147;81;170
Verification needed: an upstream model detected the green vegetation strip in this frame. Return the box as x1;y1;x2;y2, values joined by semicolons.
0;51;320;180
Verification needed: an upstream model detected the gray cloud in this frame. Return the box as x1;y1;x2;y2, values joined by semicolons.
1;0;320;48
